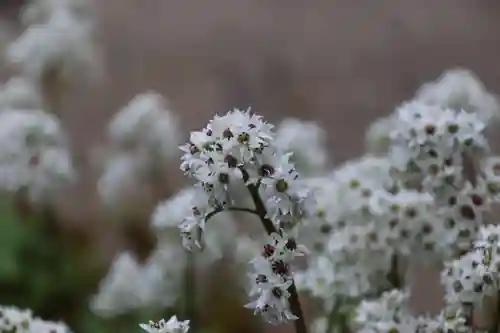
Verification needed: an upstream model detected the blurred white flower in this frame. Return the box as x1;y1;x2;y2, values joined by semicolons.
7;9;97;82
0;305;71;333
0;109;74;202
415;68;500;125
90;251;144;317
21;0;94;27
0;76;42;110
275;118;328;176
7;0;99;84
365;114;395;154
108;92;181;167
96;153;147;208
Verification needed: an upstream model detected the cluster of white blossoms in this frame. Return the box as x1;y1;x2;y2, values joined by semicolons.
175;108;314;324
441;225;500;315
351;289;468;333
290;68;500;333
91;248;184;317
6;0;98;83
90;67;500;333
0;0;96;203
274;118;328;177
0;305;71;333
93;99;330;326
295;156;397;309
97;92;180;208
178;108;312;244
388;101;487;192
139;315;189;333
245;231;308;324
0;76;42;110
0;109;74;202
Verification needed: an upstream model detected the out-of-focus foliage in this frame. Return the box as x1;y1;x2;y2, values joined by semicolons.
0;198;159;333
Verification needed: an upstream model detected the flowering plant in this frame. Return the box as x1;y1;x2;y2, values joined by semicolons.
3;2;500;333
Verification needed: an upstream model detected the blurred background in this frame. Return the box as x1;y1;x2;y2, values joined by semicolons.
1;1;500;333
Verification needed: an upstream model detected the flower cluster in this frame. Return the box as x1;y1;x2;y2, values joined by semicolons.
7;0;99;82
352;289;468;333
293;68;500;333
0;305;71;333
0;76;42;110
140;315;189;333
176;109;313;324
245;231;307;324
274;118;328;176
389;101;487;192
441;224;500;315
179;108;311;245
97;92;180;209
0;109;74;202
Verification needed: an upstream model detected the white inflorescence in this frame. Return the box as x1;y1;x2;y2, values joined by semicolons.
176;108;314;324
97;92;180;208
139;315;190;333
292;68;500;333
91;247;186;317
414;68;500;125
7;0;98;82
0;76;43;110
352;289;468;333
274;118;328;176
441;224;500;312
0;109;74;202
108;92;180;163
0;305;71;333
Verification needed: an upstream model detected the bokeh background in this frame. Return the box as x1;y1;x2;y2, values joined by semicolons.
1;1;500;333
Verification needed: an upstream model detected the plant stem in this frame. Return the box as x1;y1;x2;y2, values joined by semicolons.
387;253;401;289
490;292;500;333
463;302;474;328
202;171;308;333
244;178;307;333
184;252;197;332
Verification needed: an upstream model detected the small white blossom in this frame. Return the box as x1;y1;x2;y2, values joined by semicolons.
0;76;42;110
0;109;74;202
0;305;71;333
108;92;180;164
140;316;189;333
415;68;500;125
275;118;328;176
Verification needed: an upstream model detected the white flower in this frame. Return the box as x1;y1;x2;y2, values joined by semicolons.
415;68;500;125
0;305;72;333
21;0;94;27
0;109;74;202
365;115;395;154
0;76;42;110
108;92;180;164
139;316;189;333
441;247;496;307
0;306;32;333
7;7;97;82
274;118;328;176
96;153;146;208
29;319;71;333
90;252;144;317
